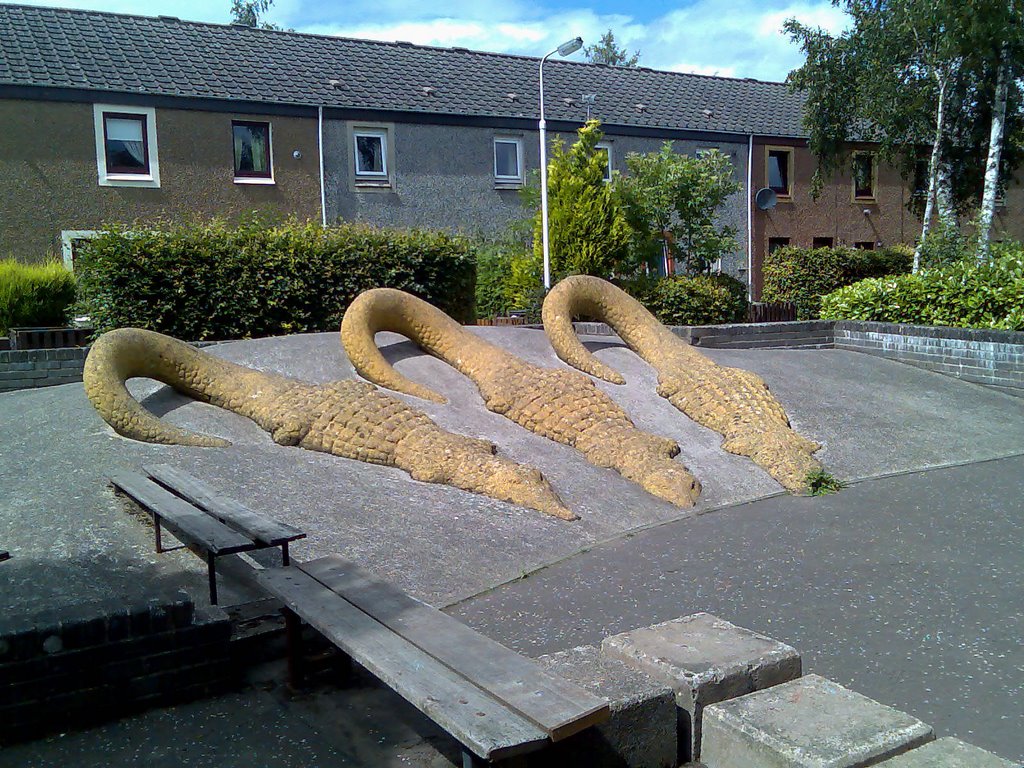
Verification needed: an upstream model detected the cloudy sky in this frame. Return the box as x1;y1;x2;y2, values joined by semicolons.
14;0;849;81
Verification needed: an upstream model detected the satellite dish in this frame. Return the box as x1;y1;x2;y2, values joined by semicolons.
755;187;778;210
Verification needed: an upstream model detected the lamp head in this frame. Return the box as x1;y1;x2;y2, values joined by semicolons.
557;37;583;56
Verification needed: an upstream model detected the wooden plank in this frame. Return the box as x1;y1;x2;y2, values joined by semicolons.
301;556;610;742
0;551;9;563
143;464;305;546
257;566;548;762
110;471;254;555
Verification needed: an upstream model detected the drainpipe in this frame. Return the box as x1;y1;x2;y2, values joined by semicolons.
747;134;754;300
318;106;327;227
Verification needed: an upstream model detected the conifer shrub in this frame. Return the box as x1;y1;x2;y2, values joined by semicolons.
0;259;77;334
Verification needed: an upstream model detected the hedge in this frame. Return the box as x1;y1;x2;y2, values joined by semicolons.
0;259;77;334
820;249;1024;330
762;245;913;319
624;273;748;326
75;218;476;339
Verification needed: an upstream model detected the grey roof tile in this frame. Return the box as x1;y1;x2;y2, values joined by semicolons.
0;3;809;137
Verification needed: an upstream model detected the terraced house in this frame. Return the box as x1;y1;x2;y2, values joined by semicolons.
0;3;1021;297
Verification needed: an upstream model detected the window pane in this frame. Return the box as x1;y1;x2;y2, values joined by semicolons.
768;151;789;193
233;122;270;177
356;134;385;174
495;141;519;178
104;114;147;172
854;155;874;197
768;237;790;253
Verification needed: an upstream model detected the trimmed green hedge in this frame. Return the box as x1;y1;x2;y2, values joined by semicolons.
624;273;748;326
820;250;1024;330
762;245;913;319
76;219;475;339
0;259;77;334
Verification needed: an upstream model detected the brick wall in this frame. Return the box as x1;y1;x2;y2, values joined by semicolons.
0;593;237;744
835;321;1024;392
0;347;88;392
555;320;1024;393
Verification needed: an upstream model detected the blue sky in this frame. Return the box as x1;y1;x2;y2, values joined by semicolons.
14;0;849;81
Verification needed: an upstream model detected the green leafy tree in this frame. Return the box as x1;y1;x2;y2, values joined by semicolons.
230;0;283;29
585;30;640;67
530;121;632;280
616;144;740;275
785;0;1024;265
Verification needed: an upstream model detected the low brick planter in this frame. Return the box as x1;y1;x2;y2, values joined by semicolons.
0;347;89;392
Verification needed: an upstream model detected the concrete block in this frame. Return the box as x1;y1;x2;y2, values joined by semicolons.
535;644;677;768
701;674;934;768
602;613;800;760
876;737;1019;767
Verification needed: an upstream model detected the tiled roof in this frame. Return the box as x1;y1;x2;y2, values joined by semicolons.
0;3;809;137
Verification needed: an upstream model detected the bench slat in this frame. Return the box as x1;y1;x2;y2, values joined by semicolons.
301;556;610;742
143;464;305;546
257;566;548;762
110;471;254;555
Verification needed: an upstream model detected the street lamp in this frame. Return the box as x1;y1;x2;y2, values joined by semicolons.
539;36;583;291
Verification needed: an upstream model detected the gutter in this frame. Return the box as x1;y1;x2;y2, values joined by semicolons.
747;133;754;300
318;105;327;227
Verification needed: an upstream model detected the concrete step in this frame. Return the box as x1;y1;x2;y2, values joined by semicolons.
601;612;801;763
700;674;934;768
876;737;1020;767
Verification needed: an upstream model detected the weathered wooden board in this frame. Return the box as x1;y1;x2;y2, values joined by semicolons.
301;556;610;741
257;566;549;762
143;464;305;545
110;471;253;555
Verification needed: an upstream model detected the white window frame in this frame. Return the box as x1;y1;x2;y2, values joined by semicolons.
493;137;524;185
61;230;99;271
93;104;160;188
353;128;389;180
596;141;613;182
232;119;275;185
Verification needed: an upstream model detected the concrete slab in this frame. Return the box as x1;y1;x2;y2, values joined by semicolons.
877;737;1020;768
700;674;934;768
601;612;801;760
535;644;677;768
3;329;1022;621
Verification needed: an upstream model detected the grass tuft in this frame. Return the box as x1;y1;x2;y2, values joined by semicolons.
805;469;846;496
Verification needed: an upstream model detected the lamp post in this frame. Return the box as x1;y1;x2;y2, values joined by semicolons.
539;36;583;291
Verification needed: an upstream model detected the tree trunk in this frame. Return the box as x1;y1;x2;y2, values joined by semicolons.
977;46;1010;262
914;78;946;273
936;160;956;227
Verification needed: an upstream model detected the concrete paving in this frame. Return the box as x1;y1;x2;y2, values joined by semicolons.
1;328;1022;764
450;455;1024;763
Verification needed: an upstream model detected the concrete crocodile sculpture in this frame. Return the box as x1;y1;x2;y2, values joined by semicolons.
83;327;573;519
542;275;823;493
340;288;702;508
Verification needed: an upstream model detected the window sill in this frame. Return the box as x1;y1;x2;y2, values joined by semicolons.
234;177;276;185
354;179;393;190
854;197;877;204
494;179;523;189
99;174;160;189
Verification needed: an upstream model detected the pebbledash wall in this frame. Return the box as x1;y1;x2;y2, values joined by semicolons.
3;321;1022;394
320;120;752;278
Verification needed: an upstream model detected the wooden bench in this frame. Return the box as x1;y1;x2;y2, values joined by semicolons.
110;464;306;604
258;555;610;766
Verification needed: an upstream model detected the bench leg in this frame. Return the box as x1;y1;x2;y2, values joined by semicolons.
281;541;290;566
284;608;305;688
207;552;218;605
462;750;484;768
154;516;164;553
